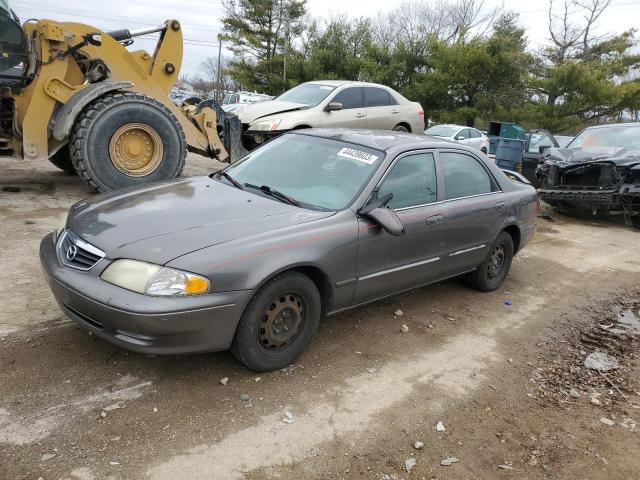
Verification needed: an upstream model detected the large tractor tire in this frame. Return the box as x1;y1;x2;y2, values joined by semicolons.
69;92;186;192
48;146;77;175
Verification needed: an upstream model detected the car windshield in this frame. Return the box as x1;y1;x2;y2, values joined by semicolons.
221;134;384;211
275;83;336;107
425;125;459;137
223;94;238;105
568;125;640;149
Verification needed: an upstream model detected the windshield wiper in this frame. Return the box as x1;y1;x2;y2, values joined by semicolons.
244;183;301;207
216;171;244;190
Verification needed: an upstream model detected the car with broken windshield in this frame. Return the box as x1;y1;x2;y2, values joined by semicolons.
40;129;537;371
537;123;640;228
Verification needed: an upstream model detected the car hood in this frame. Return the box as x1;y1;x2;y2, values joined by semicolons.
235;100;309;124
67;177;334;265
544;146;640;168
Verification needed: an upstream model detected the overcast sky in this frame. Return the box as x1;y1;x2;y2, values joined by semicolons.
11;0;640;77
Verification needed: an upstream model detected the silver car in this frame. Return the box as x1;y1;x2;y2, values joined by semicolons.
40;129;537;372
236;81;425;149
425;124;490;154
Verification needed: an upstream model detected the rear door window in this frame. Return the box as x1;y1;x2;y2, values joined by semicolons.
377;153;437;209
440;151;495;200
331;87;364;110
365;87;392;107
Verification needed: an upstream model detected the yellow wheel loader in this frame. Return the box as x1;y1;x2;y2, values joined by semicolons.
0;1;246;192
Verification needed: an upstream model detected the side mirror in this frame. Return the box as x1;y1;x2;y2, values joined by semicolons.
325;102;343;112
455;135;465;141
359;193;405;236
539;145;550;154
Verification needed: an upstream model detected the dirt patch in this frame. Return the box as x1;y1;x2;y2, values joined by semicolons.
529;294;639;412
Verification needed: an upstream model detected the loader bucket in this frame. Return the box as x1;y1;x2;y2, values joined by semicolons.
197;99;248;163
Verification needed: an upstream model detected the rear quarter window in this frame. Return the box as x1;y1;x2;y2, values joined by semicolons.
440;151;497;199
365;87;394;107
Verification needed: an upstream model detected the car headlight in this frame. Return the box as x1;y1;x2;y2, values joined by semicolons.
101;259;210;296
56;212;68;237
250;118;281;132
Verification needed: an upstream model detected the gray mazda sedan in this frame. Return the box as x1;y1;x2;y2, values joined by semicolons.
40;129;537;371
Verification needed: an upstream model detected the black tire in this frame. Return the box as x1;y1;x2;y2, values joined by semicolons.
69;92;186;192
393;124;410;133
48;146;77;175
632;215;640;230
231;272;321;372
466;231;514;292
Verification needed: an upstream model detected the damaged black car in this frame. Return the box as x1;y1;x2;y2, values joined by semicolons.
536;123;640;229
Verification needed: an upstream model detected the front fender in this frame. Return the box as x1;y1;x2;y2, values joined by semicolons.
167;211;360;312
51;80;134;141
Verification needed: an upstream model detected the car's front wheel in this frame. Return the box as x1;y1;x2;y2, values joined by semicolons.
231;272;321;372
466;231;514;292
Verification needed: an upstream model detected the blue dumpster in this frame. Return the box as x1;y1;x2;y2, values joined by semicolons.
495;138;526;172
487;122;526;155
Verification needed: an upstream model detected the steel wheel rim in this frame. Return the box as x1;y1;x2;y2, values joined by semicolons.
258;293;305;349
487;244;505;280
109;123;163;177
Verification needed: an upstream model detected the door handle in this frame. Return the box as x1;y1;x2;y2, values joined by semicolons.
355;113;365;118
426;214;444;226
391;109;400;114
495;201;507;211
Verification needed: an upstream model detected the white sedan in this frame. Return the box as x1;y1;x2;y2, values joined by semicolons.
425;124;490;154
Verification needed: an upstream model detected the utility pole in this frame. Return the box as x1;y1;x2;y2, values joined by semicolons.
283;9;289;93
216;34;223;102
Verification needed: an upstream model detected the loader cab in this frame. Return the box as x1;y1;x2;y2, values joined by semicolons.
0;5;28;86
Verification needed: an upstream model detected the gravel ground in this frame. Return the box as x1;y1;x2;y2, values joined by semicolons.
0;154;639;480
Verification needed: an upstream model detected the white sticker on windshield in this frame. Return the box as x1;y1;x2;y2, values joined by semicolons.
337;147;378;164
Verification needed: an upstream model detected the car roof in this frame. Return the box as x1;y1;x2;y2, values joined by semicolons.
582;122;640;130
292;128;459;152
428;124;480;130
304;80;393;89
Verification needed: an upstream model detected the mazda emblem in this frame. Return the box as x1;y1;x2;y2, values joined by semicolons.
66;244;78;261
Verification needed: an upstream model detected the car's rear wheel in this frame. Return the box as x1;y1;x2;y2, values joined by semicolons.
393;124;410;133
231;272;321;372
466;231;514;292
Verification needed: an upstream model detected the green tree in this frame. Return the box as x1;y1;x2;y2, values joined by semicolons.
221;0;307;94
527;0;640;131
298;17;372;81
401;13;532;127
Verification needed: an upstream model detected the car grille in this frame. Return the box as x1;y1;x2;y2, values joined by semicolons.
58;230;105;271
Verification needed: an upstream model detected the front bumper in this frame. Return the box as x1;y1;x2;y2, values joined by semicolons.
40;233;253;355
538;189;618;205
242;127;288;149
